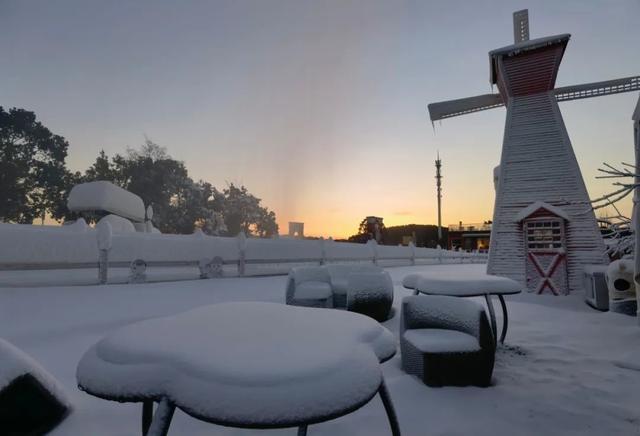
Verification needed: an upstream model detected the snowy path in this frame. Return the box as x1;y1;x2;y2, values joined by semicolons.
1;264;639;435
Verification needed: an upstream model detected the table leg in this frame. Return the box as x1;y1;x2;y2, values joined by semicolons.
497;294;509;344
378;378;401;436
147;398;175;436
142;400;153;435
297;425;308;436
483;294;498;347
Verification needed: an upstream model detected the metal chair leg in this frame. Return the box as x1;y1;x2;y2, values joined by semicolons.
378;378;401;436
484;294;498;347
142;401;153;436
147;398;175;436
497;294;509;344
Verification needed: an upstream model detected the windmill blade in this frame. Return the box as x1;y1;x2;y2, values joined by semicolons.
555;76;640;103
428;93;504;122
513;9;530;43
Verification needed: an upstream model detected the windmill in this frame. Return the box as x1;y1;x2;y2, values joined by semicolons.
428;9;640;294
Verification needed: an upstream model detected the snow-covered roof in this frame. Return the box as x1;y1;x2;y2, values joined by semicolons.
489;34;570;84
515;201;570;222
67;181;146;222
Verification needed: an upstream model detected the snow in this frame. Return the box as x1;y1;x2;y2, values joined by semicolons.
0;338;71;409
1;263;639;435
402;329;481;353
514;201;570;222
76;302;394;426
96;214;135;234
489;33;571;57
401;295;488;342
67;181;146;222
327;264;383;295
413;271;523;296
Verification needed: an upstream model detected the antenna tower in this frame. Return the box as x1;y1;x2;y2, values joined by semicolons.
435;152;443;244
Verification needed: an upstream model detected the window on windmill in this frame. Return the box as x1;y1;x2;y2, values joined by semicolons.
526;221;563;249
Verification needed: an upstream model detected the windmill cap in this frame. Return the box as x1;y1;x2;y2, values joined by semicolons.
489;34;571;84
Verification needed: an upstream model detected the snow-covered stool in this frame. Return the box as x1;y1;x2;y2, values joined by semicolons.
346;272;394;321
285;266;334;308
76;302;400;436
0;338;71;434
411;272;522;345
400;296;495;387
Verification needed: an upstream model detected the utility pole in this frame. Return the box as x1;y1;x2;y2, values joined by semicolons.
435;152;443;245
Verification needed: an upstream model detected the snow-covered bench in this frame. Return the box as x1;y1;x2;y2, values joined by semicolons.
76;302;401;436
400;296;495;387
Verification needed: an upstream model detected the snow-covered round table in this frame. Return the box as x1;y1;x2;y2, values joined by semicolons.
76;302;400;436
403;272;522;345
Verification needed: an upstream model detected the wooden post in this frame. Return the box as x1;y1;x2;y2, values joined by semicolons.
96;221;112;285
237;232;247;277
368;240;378;265
319;238;326;265
409;242;416;266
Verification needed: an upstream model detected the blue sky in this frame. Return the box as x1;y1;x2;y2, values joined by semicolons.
1;0;638;237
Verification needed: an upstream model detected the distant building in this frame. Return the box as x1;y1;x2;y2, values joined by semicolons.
447;221;491;252
363;216;384;243
288;222;304;238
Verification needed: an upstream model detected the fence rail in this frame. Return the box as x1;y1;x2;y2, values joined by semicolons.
0;222;487;284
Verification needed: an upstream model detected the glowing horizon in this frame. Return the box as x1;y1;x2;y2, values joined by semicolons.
2;0;638;239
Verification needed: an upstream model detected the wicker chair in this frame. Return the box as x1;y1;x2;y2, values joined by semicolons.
346;271;394;321
285;266;333;308
400;295;495;387
326;264;384;308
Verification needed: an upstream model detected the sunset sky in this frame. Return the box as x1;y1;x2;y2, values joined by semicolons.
1;0;639;238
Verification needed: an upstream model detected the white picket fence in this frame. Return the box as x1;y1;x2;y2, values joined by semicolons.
0;222;487;284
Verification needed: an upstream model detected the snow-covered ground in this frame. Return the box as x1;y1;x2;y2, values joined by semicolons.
1;263;639;435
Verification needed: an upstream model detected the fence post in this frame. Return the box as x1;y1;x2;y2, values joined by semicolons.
96;221;112;285
409;242;416;266
237;232;247;276
319;237;326;265
368;240;378;265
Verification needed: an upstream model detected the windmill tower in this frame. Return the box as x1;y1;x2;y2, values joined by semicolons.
428;9;640;294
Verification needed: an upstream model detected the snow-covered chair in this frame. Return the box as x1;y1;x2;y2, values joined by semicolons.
286;266;333;308
326;264;384;308
0;338;71;434
400;295;495;387
346;271;394;321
